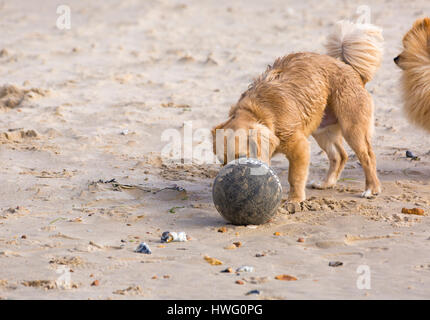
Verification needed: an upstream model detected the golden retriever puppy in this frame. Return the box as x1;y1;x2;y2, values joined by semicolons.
394;17;430;132
212;21;383;203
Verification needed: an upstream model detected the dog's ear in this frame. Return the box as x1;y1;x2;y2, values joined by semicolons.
414;18;430;48
424;18;430;50
412;17;430;31
251;123;280;160
212;119;232;164
263;126;280;156
407;17;430;49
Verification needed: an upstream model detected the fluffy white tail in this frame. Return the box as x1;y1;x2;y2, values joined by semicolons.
325;20;384;84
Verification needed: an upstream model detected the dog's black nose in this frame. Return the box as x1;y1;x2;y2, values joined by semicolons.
394;56;399;64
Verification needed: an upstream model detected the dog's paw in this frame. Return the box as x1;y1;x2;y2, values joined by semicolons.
310;180;334;190
361;187;380;199
285;201;302;214
361;189;373;198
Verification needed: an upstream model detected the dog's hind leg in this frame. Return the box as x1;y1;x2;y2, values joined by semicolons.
337;99;381;198
311;124;348;189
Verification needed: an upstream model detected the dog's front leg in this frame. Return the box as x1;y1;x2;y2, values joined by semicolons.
282;135;310;203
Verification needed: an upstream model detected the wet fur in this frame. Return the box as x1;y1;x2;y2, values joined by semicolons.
213;21;383;202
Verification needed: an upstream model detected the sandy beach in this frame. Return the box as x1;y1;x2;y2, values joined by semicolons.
0;0;429;299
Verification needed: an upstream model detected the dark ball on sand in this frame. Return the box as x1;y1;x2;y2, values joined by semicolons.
212;158;282;225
